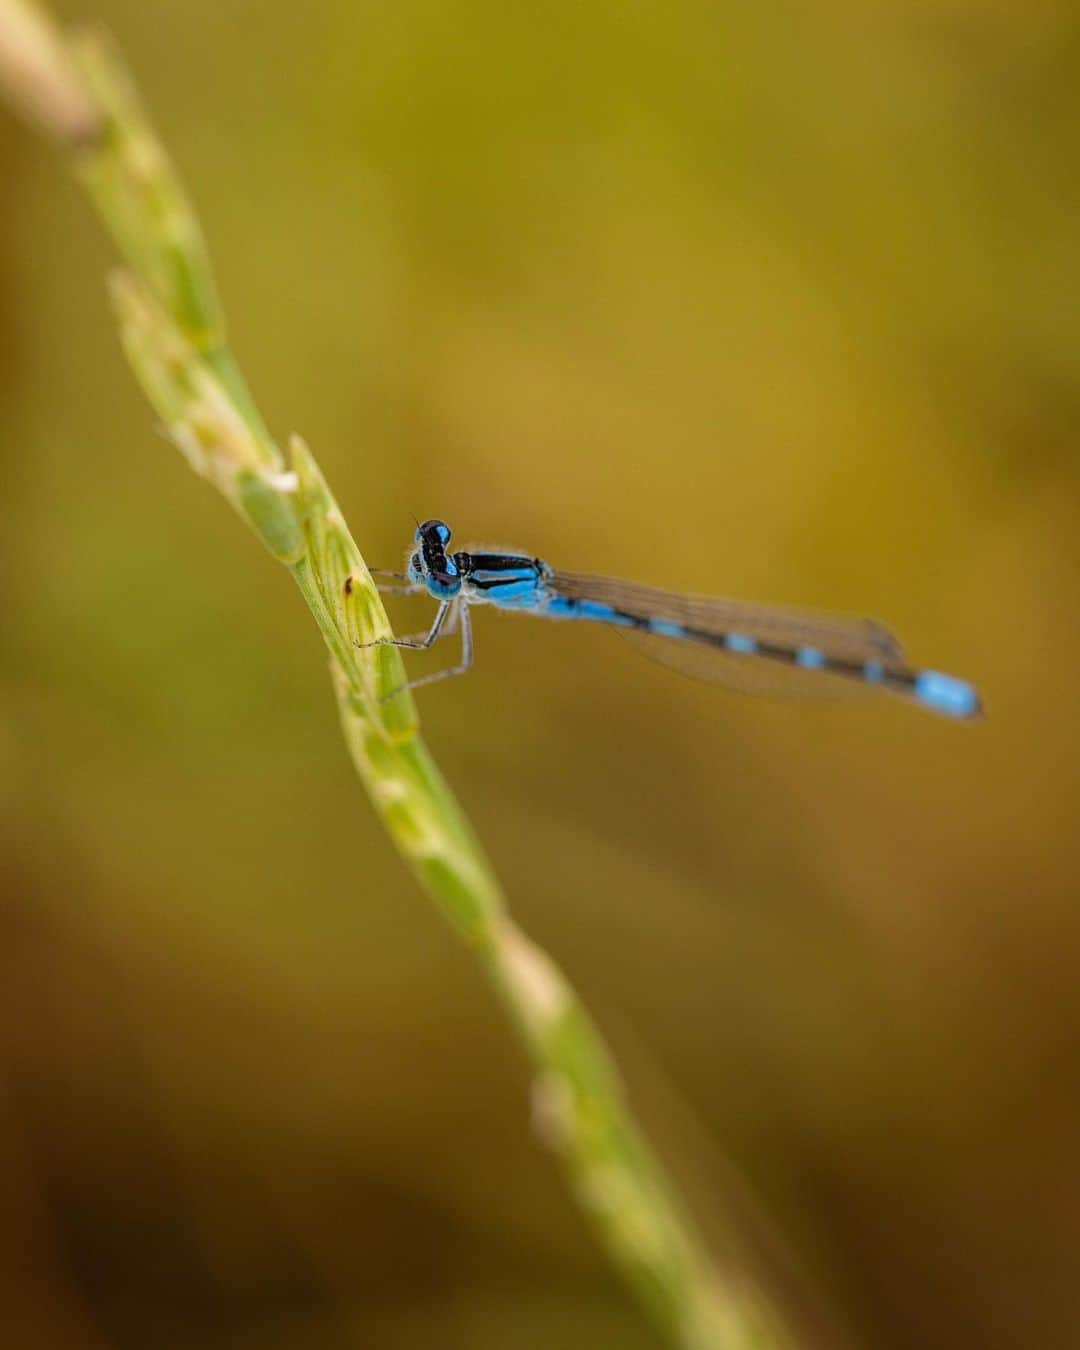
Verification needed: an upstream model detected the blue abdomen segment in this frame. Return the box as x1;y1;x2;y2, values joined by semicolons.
545;595;635;625
912;670;981;719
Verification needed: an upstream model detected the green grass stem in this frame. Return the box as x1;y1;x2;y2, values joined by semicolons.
0;6;792;1346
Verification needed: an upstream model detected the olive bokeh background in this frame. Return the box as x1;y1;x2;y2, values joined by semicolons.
2;3;1078;1347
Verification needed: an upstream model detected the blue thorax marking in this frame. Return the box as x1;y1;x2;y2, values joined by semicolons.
444;551;545;607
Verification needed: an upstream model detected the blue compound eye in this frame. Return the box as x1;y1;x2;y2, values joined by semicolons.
417;518;452;546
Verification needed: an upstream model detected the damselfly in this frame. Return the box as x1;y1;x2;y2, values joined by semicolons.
362;519;981;718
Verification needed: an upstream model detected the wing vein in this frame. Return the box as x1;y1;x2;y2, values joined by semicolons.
549;570;904;662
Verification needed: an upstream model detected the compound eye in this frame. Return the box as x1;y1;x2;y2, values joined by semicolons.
417;518;452;546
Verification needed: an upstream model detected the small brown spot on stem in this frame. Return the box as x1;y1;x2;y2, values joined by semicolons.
344;575;353;595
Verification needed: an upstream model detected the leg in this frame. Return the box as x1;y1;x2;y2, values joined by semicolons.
370;568;425;596
378;603;459;648
359;599;452;652
380;603;474;702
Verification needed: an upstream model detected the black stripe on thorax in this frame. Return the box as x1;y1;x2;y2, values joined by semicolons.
461;552;540;573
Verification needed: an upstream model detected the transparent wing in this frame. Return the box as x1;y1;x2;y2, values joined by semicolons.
548;570;907;700
549;571;904;660
615;628;887;699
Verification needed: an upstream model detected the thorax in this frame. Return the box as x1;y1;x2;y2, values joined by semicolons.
458;551;551;607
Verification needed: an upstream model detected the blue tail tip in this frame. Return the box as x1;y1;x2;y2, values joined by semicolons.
914;670;983;719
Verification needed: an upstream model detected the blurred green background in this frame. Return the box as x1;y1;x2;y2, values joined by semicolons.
2;2;1079;1347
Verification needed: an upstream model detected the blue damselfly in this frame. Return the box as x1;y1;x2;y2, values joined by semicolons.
362;520;981;718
